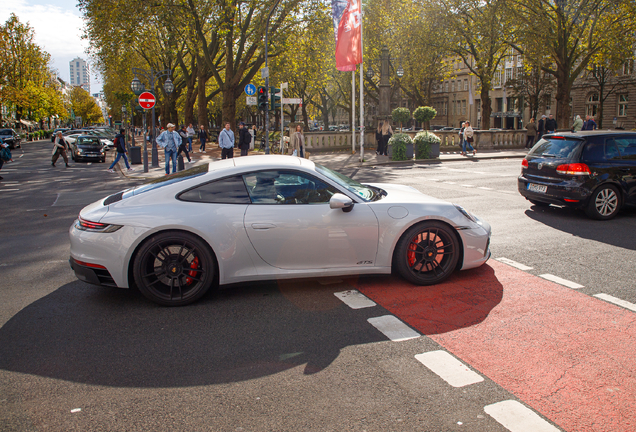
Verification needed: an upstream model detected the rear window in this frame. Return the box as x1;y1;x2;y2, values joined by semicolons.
528;137;583;159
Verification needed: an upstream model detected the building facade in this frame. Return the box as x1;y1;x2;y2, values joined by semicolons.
69;57;90;93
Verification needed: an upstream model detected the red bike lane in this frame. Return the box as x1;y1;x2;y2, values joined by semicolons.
355;260;636;432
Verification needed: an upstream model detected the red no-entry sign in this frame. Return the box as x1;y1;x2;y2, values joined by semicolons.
138;92;156;109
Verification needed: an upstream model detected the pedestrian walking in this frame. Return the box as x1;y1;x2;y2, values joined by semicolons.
582;115;598;130
289;124;305;157
459;123;465;154
156;123;181;175
219;122;235;159
537;115;546;141
572;115;583;132
526;118;537;148
375;121;383;155
545;114;557;134
379;121;392;156
463;121;476;156
238;122;251;156
0;139;12;180
51;131;69;167
197;125;208;153
186;123;195;152
178;125;192;163
107;129;134;173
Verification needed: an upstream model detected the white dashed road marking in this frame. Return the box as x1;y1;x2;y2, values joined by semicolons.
594;293;636;312
334;290;376;309
415;350;484;387
477;186;494;190
496;257;534;271
484;400;560;432
367;315;420;342
538;274;584;289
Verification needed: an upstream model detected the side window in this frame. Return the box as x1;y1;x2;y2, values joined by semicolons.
178;175;251;203
581;142;605;162
605;140;621;160
614;137;636;160
244;170;338;204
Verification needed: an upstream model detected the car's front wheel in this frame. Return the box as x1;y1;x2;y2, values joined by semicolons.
394;221;460;285
133;231;216;306
585;184;620;220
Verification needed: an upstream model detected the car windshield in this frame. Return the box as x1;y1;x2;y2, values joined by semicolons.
78;137;101;145
529;137;582;158
314;163;379;202
0;129;12;136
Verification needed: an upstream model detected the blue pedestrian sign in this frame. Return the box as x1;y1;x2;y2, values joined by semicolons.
245;84;256;96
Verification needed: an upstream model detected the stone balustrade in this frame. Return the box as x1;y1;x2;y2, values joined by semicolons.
304;129;529;151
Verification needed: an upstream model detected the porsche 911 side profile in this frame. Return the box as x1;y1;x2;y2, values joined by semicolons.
69;155;491;306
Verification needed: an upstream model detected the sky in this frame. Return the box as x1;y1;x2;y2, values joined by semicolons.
0;0;103;92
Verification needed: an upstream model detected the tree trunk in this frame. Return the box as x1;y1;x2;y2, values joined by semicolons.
480;85;492;130
221;89;237;131
554;66;572;130
301;102;309;129
197;61;208;127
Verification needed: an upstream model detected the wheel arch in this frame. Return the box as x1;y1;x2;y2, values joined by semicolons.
390;218;465;273
588;181;625;207
126;228;219;290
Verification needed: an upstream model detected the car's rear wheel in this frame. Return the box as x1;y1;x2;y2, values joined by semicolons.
394;221;460;285
585;184;620;220
133;231;216;306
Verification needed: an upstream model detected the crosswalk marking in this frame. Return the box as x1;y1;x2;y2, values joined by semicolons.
594;293;636;312
415;350;484;387
484;400;560;432
334;290;376;309
367;315;420;342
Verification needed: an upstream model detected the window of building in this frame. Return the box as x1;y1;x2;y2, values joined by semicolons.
445;82;449;92
496;98;503;111
493;71;501;88
586;93;599;117
546;94;552;111
623;59;634;75
618;94;628;116
451;81;455;92
464;79;468;91
476;100;481;113
505;68;513;83
462;100;466;115
444;101;448;115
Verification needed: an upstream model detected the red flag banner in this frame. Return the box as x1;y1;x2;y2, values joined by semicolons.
331;0;362;72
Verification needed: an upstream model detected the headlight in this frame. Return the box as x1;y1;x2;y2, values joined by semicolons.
454;204;478;223
77;149;84;154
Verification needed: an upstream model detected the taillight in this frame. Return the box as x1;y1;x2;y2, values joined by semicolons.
521;159;529;168
556;163;591;175
76;216;123;233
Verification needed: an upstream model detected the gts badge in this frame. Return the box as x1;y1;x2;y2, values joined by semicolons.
357;260;373;265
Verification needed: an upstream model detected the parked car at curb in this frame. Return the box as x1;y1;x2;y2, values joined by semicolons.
69;156;491;306
67;135;106;163
518;131;636;220
0;128;21;149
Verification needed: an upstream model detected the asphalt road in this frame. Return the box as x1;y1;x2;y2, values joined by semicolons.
1;143;634;431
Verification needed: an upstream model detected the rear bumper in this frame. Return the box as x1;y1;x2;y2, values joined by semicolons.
69;257;118;287
518;175;591;207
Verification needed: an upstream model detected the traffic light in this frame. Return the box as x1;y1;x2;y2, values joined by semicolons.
257;86;268;111
270;86;281;111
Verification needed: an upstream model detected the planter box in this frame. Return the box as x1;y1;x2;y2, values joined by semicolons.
388;143;414;160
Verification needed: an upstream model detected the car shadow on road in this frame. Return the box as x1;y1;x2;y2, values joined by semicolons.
0;279;389;388
524;204;636;250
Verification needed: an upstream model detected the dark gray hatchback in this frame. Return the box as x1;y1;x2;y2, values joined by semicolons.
518;131;636;220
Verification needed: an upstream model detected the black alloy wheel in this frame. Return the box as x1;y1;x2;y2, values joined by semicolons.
133;231;216;306
394;221;460;285
585;184;620;220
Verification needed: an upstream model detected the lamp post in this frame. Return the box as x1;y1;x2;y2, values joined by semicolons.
365;46;403;120
130;68;173;172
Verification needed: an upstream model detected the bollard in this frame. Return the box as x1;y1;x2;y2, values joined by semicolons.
177;154;185;171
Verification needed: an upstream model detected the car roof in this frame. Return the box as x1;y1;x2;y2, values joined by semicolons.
545;130;636;138
208;155;314;173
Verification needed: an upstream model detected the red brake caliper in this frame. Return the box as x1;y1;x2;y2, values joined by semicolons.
407;235;419;266
185;257;199;284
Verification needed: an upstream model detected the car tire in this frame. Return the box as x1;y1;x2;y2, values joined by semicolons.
133;231;216;306
585;184;620;220
528;199;550;207
393;221;460;286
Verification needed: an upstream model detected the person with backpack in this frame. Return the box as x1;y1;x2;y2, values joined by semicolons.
107;129;134;173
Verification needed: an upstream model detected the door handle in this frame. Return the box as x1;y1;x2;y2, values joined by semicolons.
251;223;277;230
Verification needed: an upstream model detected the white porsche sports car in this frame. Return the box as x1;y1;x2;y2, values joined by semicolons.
70;155;491;306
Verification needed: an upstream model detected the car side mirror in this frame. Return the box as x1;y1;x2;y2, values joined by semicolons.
329;193;354;212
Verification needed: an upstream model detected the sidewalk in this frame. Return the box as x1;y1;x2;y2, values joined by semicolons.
114;145;529;181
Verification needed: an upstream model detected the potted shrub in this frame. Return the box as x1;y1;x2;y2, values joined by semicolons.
388;133;413;161
391;107;411;132
413;106;437;130
413;131;441;159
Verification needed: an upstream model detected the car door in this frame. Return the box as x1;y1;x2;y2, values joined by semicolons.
612;136;636;205
243;170;379;270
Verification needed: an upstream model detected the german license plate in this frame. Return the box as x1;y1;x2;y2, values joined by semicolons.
527;183;547;193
